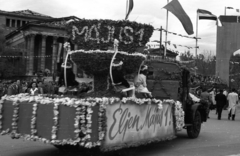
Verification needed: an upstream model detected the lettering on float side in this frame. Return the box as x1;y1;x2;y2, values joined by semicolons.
108;104;172;141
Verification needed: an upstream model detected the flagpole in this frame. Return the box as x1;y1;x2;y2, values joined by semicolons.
164;0;169;59
126;0;129;18
160;26;162;56
195;11;199;59
224;7;226;15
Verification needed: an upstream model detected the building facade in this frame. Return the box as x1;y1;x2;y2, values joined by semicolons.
5;16;80;75
0;9;80;76
216;16;240;85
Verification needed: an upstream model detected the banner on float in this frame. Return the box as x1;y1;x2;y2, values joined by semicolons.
103;102;175;150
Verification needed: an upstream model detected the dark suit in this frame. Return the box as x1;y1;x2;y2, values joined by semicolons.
112;69;130;88
58;68;79;87
215;93;227;120
111;69;131;96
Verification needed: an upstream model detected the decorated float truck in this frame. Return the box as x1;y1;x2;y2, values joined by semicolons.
0;19;208;152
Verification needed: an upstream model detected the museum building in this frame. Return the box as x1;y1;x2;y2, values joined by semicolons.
0;9;79;75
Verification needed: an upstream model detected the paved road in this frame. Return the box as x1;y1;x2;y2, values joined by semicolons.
0;108;240;156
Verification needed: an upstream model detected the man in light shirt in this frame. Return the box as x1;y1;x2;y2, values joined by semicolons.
227;88;239;121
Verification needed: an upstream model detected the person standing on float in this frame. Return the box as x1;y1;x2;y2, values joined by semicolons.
227;88;239;121
111;60;131;97
134;65;152;98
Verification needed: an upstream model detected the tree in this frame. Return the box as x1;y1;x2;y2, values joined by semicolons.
229;54;240;89
179;50;216;76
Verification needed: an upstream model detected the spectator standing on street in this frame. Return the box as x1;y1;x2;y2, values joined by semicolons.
200;88;212;118
209;88;217;113
223;89;228;110
215;89;227;120
227;88;239;121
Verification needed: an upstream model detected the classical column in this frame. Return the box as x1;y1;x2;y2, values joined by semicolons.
40;35;47;72
28;34;36;75
52;36;58;74
25;35;30;75
9;19;12;27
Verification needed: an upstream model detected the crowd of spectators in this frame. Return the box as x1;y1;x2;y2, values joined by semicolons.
190;74;225;87
0;76;93;98
0;78;58;97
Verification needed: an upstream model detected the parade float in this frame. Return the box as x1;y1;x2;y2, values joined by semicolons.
0;19;208;152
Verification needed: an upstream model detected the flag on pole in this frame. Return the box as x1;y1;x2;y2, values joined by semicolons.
226;7;240;12
197;9;217;20
163;0;194;35
197;9;222;26
125;0;134;20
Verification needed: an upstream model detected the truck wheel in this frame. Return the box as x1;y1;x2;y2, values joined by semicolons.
187;110;201;138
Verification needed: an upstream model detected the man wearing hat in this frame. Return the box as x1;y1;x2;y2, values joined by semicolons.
111;60;131;97
58;62;79;87
134;65;152;98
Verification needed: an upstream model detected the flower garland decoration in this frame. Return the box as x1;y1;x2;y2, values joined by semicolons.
174;101;185;131
74;106;81;139
31;103;38;137
98;98;109;147
51;103;59;141
83;106;93;148
11;100;20;139
66;19;154;53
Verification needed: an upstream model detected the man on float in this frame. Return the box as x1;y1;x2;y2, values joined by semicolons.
111;59;132;97
58;62;79;89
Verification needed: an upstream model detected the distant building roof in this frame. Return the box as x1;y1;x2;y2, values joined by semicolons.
10;9;51;18
6;16;81;39
0;9;52;18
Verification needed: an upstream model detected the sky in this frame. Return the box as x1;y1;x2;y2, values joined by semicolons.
1;0;240;56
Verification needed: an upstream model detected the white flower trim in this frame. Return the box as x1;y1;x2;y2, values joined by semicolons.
51;103;59;140
31;103;38;136
72;25;145;45
68;49;146;59
174;101;185;131
11;100;20;139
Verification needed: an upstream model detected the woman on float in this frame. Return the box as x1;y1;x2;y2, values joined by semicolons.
134;65;152;98
29;82;39;95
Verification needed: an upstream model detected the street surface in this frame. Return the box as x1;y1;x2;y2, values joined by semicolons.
0;108;240;156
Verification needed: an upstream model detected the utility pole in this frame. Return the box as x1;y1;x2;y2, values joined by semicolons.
159;26;162;57
163;0;169;59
